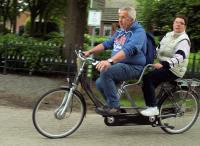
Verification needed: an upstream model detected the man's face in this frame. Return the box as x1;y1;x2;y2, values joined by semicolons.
118;10;133;30
173;17;186;33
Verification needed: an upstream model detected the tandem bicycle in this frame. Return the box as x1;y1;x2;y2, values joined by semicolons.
32;50;200;138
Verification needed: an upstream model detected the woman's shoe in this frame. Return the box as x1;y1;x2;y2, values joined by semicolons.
140;107;159;116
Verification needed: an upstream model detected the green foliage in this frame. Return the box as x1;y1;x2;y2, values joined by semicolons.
0;34;61;71
83;34;111;79
45;32;64;45
83;34;108;50
154;36;161;46
83;34;111;61
24;18;61;38
23;19;32;36
137;0;200;51
0;0;22;33
0;33;110;73
188;51;200;73
136;0;157;31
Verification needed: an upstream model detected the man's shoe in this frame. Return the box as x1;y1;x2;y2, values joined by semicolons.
140;107;159;116
95;106;109;115
95;106;120;115
107;108;120;115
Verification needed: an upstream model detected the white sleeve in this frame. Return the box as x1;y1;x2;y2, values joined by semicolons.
167;40;190;68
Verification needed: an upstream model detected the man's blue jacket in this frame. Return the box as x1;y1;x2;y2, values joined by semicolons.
102;21;147;66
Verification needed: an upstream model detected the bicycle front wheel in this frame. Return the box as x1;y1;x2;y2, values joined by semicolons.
158;89;199;134
32;87;86;138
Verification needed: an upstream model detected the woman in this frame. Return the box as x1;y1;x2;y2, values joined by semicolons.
141;15;191;116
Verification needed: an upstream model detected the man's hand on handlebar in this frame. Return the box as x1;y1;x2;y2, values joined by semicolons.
81;50;112;72
83;51;92;57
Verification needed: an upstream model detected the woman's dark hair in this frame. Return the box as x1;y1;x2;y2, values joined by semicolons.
175;15;188;26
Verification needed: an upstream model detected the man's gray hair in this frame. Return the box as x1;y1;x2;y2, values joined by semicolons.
119;7;136;21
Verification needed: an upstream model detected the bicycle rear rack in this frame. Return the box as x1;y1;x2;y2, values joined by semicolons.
176;78;200;87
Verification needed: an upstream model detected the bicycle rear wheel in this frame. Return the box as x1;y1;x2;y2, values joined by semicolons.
32;87;86;138
158;89;199;134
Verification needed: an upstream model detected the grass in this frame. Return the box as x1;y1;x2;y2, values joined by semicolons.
87;82;147;107
119;85;146;107
188;52;200;73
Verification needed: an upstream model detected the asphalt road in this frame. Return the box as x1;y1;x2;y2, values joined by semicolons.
0;106;200;146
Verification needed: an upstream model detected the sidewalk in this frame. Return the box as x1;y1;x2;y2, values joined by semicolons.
0;73;65;108
0;106;200;146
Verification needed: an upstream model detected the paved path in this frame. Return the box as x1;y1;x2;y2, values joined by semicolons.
0;106;200;146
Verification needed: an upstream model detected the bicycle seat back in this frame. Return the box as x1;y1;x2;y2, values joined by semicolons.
123;64;154;85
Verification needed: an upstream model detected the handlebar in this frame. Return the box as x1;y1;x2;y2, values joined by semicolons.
75;50;156;69
75;50;99;65
75;50;156;84
75;50;200;88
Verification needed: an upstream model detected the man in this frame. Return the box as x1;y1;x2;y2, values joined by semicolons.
84;7;147;115
141;15;191;116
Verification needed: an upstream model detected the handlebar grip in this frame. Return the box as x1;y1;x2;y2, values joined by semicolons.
76;50;100;65
79;50;85;57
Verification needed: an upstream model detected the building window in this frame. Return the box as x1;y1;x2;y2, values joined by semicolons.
103;25;112;36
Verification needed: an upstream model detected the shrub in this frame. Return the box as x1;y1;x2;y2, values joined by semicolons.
0;34;61;71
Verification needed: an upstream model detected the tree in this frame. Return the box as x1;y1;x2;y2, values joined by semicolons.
137;0;200;51
0;0;11;33
25;0;49;36
24;0;66;37
0;0;24;33
10;0;17;33
1;0;89;60
185;0;200;51
136;0;156;31
63;0;88;60
22;0;89;60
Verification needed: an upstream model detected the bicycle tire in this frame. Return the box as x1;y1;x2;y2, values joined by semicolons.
158;89;199;134
32;87;86;138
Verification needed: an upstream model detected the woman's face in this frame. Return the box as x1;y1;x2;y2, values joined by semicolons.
173;17;186;33
118;10;133;30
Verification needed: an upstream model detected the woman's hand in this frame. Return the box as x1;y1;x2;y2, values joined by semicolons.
153;63;163;69
96;60;111;72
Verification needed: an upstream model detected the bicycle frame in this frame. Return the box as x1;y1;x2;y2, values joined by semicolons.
71;51;155;111
65;50;200;117
32;50;200;139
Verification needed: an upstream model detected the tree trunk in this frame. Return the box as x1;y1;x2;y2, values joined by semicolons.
3;17;7;33
37;14;43;36
2;0;10;33
30;14;37;36
63;0;88;60
12;0;17;33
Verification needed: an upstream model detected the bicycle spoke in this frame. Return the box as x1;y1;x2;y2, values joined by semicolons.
32;88;85;138
159;90;199;134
